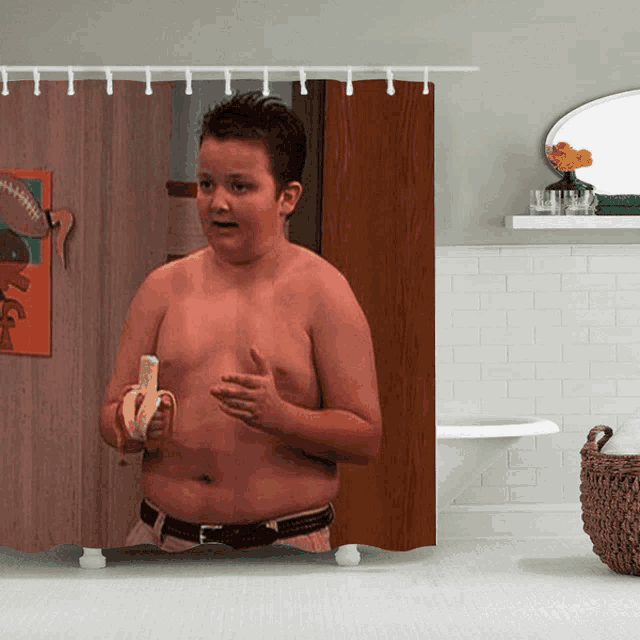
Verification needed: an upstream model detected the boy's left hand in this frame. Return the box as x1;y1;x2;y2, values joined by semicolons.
210;347;287;431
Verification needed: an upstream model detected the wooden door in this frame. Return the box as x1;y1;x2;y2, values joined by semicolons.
318;80;436;551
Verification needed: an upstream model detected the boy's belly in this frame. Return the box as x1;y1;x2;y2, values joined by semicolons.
140;364;338;524
140;440;339;524
141;460;339;524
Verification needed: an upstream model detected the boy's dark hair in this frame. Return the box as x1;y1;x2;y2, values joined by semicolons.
199;91;306;222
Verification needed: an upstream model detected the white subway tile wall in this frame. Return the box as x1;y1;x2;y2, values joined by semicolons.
436;245;640;507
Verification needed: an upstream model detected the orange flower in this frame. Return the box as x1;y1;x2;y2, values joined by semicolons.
545;142;593;172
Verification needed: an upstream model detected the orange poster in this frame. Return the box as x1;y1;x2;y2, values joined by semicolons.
0;169;52;357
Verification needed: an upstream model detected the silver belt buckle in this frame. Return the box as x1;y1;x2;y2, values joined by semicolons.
199;524;223;545
259;521;280;546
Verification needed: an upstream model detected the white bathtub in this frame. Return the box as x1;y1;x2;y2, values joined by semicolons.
436;415;560;512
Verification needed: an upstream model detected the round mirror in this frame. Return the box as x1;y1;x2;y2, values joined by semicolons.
545;89;640;195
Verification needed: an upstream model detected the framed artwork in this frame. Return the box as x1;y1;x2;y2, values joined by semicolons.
0;169;52;357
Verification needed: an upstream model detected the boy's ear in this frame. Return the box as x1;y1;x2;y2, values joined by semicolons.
281;181;303;211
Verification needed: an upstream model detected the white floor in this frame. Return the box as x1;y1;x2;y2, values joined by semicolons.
0;534;638;640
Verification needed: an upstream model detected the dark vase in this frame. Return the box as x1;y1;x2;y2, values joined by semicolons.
545;171;594;193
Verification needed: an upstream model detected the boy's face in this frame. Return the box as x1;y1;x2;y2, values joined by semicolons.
196;137;301;264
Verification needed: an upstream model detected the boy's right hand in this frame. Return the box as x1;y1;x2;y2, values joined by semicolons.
143;393;174;445
117;391;174;447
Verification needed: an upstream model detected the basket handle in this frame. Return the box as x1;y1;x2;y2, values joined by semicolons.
581;425;613;455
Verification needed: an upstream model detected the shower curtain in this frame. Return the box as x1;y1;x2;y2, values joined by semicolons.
0;77;435;555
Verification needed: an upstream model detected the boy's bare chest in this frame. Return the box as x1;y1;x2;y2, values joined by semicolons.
155;265;320;408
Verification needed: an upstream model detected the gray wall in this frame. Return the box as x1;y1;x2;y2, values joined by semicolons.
170;81;293;182
1;0;637;246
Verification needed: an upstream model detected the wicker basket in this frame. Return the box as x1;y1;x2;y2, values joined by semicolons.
580;425;640;576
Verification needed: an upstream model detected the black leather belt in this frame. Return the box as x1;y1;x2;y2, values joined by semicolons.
140;499;335;550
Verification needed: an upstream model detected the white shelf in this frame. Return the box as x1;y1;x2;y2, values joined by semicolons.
505;215;640;229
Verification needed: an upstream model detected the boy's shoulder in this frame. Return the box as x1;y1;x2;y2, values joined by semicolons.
289;243;341;279
148;247;208;286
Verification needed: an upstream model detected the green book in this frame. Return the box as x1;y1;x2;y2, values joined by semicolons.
596;195;640;215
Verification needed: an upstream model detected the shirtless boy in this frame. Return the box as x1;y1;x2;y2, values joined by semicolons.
99;90;383;553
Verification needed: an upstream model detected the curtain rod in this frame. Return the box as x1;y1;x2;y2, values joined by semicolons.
0;65;479;97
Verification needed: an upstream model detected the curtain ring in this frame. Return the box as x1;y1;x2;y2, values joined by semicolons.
185;67;192;95
67;66;75;96
262;66;269;96
386;67;395;96
33;67;40;96
1;66;8;96
298;67;307;95
224;68;232;96
145;66;152;95
423;67;429;95
105;67;113;96
346;67;353;96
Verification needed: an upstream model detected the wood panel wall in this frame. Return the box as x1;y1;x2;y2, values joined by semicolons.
0;81;173;552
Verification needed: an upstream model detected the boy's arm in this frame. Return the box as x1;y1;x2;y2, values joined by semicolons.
99;266;170;454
